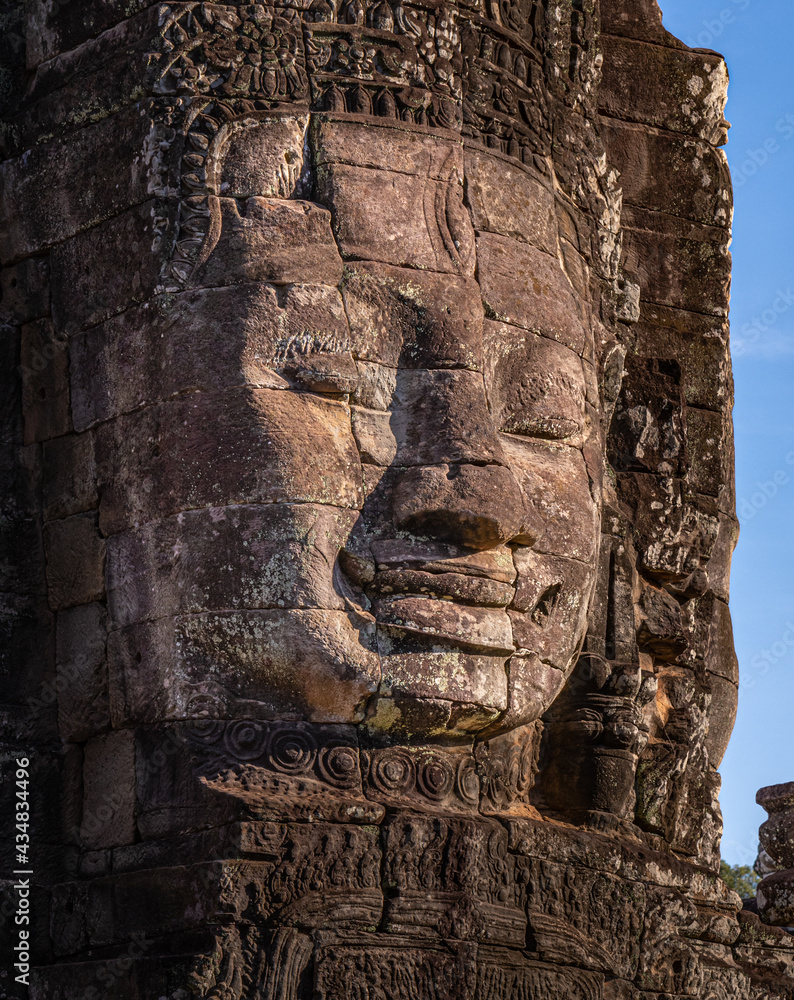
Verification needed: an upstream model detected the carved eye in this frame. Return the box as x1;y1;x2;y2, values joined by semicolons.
283;350;359;395
498;371;584;441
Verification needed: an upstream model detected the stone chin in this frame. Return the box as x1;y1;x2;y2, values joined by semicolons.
334;537;595;742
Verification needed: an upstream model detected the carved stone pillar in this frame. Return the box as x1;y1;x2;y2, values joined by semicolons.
757;783;794;927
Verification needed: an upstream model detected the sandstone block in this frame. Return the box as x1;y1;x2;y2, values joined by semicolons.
391;463;527;548
501;437;597;562
56;603;110;743
758;870;794;927
705;673;738;767
10;9;170;158
42;432;97;521
475;233;587;355
313;119;464;178
51;199;172;334
484;320;587;443
197;198;344;288
600;36;728;145
602;120;731;229
351;407;397;466
44;512;106;610
621;210;731;317
70;283;349;428
632;303;731;412
0;103;164;262
108;610;380;726
501;654;567;731
389;369;503;466
0;257;50;325
95;387;362;534
26;0;153;66
509;550;592;671
464;148;557;253
219;116;308;198
342;263;484;370
20;319;70;444
376;598;513;655
600;0;683;45
81;730;136;850
317;163;475;275
758;783;794;872
686;406;729;498
106;503;357;626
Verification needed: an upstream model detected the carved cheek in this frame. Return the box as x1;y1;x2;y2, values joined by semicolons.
499;436;598;565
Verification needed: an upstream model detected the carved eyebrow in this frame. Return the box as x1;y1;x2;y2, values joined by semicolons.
273;330;351;364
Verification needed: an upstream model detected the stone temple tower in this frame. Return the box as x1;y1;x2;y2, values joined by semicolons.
0;0;793;996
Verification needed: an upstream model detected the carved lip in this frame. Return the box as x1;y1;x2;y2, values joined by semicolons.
371;568;515;608
373;595;514;654
370;539;517;584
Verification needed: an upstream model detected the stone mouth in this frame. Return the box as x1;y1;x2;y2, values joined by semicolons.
371;567;515;608
370;539;517;584
371;593;515;654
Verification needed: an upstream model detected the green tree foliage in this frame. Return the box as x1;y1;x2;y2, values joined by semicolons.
720;860;760;898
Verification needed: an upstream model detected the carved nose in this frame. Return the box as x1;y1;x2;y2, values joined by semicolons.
392;463;537;549
391;369;504;467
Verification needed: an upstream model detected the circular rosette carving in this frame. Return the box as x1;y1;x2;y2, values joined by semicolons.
317;743;360;789
369;748;416;795
224;720;268;761
416;751;455;802
184;693;226;744
268;728;318;775
455;756;480;806
185;718;227;745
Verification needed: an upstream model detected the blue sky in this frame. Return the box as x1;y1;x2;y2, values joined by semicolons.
655;1;794;866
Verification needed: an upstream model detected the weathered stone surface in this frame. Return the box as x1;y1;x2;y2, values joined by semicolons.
759;784;794;856
56;602;110;743
484;320;588;442
106;504;357;626
20;318;70;444
70;283;349;427
388;369;503;466
391;463;527;548
197;198;344;288
43;512;106;610
42;432;97;520
26;0;154;67
0;103;163;262
602;119;732;229
81;730;136;850
621;209;732;317
218;115;308;199
51;200;170;334
464;148;557;253
95;388;362;533
600;37;729;144
108;610;380;726
317;161;475;274
476;233;588;354
501;437;598;562
342;263;484;369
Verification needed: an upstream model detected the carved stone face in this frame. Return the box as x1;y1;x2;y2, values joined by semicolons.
102;2;617;742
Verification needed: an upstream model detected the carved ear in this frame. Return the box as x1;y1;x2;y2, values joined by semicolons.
216;116;309;200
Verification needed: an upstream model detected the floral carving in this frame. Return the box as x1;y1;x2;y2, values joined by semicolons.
155;4;310;103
